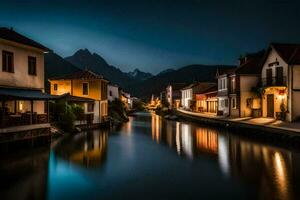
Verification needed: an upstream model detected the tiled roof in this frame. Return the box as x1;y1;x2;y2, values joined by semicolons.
216;67;236;77
169;83;189;91
58;93;94;102
270;43;300;65
181;82;216;93
49;69;106;81
0;27;50;51
235;51;265;75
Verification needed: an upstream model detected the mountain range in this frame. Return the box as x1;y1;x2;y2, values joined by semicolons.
45;49;235;99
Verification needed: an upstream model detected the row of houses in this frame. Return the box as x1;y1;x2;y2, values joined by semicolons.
162;43;300;122
0;27;132;135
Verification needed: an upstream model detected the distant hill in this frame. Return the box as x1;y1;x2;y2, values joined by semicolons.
44;52;81;92
127;68;153;81
128;64;236;99
65;49;137;88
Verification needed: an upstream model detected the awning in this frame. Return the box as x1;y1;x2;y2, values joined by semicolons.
0;87;58;100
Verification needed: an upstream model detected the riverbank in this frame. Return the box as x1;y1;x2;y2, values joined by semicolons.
176;109;300;146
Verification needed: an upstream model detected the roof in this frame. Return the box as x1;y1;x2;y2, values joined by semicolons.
235;51;265;75
181;82;216;93
169;83;188;91
0;87;57;100
264;43;300;65
0;27;50;51
216;67;236;77
49;69;106;81
58;93;94;102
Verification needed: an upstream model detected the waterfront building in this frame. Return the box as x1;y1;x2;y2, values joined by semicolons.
49;69;109;124
107;84;119;102
228;51;265;118
0;27;55;135
120;90;132;109
166;83;187;109
195;85;218;114
216;68;236;116
260;43;300;121
181;82;216;110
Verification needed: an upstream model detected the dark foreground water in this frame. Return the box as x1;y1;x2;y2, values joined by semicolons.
1;112;300;200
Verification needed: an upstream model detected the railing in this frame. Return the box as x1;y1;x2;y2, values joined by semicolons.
262;76;287;87
0;113;48;128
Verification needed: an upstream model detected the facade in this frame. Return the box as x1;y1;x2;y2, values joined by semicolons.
228;51;264;118
166;83;186;109
217;68;236;116
120;91;132;110
49;70;109;124
195;85;218;114
181;82;216;110
0;27;53;131
260;43;300;122
107;84;119;102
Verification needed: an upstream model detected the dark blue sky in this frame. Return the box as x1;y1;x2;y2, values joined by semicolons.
1;0;300;74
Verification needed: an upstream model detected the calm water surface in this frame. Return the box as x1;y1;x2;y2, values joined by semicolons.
1;112;300;200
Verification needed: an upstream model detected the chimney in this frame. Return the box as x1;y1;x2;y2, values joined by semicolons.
10;27;14;31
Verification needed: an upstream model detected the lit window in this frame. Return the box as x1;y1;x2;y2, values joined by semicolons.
54;84;58;91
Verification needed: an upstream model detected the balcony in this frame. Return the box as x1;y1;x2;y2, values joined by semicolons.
262;76;287;87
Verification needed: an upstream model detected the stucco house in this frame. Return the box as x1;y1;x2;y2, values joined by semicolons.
260;43;300;122
181;82;216;110
49;69;109;125
107;84;119;102
0;27;55;133
166;83;187;109
228;51;265;118
216;68;236;116
195;85;218;114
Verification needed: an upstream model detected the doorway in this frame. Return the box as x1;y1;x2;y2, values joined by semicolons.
267;94;274;118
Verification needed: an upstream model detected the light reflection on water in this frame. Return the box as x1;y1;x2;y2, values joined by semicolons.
1;112;300;200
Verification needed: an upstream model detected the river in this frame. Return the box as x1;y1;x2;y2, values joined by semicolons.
1;112;300;200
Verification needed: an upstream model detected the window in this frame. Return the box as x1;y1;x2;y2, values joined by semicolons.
231;97;236;109
83;83;89;95
54;84;58;91
87;103;94;112
2;51;14;73
28;56;37;75
109;90;112;96
225;99;229;107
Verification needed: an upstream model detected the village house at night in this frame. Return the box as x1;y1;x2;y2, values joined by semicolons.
0;27;54;135
49;69;109;125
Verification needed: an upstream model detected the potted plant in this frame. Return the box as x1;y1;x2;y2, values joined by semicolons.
280;102;287;121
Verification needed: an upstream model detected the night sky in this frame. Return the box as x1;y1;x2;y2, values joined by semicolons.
1;0;300;74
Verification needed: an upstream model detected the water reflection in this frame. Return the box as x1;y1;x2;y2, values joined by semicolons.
53;130;108;168
149;113;297;200
1;112;300;200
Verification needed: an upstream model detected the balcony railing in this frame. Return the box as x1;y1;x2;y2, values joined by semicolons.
262;76;287;87
0;113;49;128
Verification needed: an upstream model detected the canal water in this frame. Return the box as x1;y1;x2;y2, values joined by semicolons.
1;112;300;200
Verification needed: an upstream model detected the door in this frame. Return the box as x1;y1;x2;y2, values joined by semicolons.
267;94;274;118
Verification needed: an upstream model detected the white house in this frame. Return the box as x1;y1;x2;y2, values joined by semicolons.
107;84;119;102
260;43;300;122
0;27;54;131
216;68;236;115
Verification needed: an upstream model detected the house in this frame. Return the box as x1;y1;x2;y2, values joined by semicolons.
228;51;265;118
181;82;216;110
195;85;218;114
120;91;132;110
166;83;187;109
49;69;109;124
107;84;119;102
216;68;236;115
0;27;55;134
260;43;300;121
